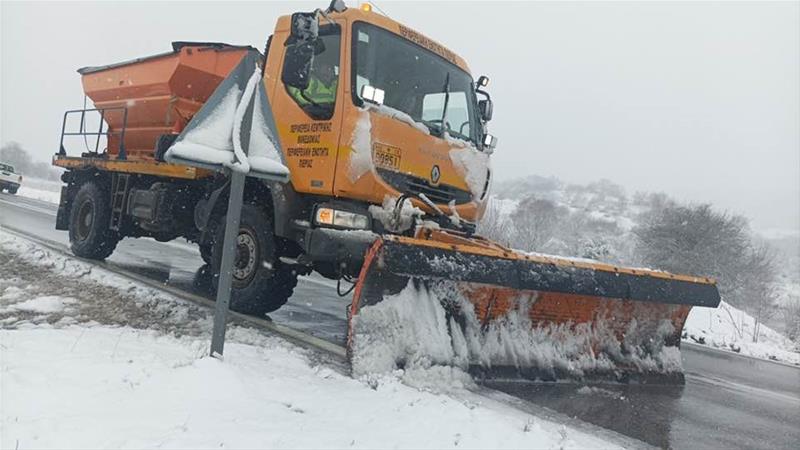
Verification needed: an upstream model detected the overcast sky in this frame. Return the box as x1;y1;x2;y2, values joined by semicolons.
1;1;798;232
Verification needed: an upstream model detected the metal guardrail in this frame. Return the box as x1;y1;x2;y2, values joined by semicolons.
58;106;129;160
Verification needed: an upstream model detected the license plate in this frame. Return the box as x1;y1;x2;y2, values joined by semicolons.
372;143;402;170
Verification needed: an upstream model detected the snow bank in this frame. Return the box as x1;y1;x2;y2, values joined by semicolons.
684;300;800;365
15;177;61;204
0;231;619;450
1;325;615;449
4;295;76;314
351;281;684;382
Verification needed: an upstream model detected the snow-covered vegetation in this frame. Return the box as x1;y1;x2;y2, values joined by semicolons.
483;175;800;359
685;300;800;365
0;142;61;181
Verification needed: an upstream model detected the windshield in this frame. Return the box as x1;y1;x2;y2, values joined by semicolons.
0;163;14;173
352;22;479;145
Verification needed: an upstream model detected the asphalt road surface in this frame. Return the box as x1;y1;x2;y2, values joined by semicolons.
2;192;798;449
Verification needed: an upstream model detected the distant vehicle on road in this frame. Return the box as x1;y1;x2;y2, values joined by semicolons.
0;162;22;194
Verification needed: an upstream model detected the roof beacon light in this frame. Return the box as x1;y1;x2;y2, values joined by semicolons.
361;3;372;12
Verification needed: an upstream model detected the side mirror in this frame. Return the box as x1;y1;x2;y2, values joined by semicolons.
283;11;321;91
281;41;315;90
360;85;385;105
483;133;498;153
478;99;493;122
476;75;490;89
290;12;319;41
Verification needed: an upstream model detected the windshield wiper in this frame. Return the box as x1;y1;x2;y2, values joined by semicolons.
420;119;443;134
439;72;450;135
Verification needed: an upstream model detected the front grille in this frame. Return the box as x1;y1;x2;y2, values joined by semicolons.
377;169;473;205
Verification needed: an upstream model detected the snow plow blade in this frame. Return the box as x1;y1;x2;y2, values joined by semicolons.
347;230;720;384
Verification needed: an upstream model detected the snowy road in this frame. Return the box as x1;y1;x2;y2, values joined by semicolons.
2;192;799;449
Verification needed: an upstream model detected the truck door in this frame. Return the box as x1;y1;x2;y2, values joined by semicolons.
270;23;344;195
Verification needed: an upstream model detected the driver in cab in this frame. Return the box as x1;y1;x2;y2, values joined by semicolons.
287;50;338;108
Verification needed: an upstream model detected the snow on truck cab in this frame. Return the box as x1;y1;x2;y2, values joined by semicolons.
53;1;719;383
0;163;22;194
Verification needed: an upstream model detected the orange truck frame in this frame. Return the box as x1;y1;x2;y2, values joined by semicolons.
53;3;498;315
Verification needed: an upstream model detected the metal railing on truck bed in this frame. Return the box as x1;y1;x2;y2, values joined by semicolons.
58;106;129;160
54;105;209;180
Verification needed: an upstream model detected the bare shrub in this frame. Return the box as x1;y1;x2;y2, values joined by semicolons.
634;203;777;321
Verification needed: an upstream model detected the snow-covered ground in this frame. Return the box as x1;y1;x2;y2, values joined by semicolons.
0;231;619;449
13;177;61;204
684;300;800;365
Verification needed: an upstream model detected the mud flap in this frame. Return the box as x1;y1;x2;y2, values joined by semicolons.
348;236;720;384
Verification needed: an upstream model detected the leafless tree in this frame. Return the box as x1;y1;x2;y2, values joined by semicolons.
477;199;513;246
783;299;800;348
634;203;777;322
509;197;569;252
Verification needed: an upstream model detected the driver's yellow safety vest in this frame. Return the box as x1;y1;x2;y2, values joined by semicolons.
288;77;338;106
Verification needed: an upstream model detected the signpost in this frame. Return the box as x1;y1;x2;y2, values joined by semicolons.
209;169;246;356
164;51;290;358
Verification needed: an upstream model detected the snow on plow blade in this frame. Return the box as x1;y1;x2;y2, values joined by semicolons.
347;231;720;384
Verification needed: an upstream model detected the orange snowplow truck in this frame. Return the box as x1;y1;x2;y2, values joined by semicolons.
54;2;720;382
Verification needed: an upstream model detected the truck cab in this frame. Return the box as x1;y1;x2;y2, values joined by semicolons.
266;7;494;219
264;6;496;277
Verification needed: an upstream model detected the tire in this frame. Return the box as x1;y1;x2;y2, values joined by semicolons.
8;186;18;194
192;264;214;296
68;181;120;260
211;203;297;315
199;242;213;264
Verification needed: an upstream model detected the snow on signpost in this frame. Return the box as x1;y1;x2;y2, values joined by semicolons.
165;51;289;358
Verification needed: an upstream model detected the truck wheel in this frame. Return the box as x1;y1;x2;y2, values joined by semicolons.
199;242;213;264
211;204;297;316
68;181;120;260
8;186;18;194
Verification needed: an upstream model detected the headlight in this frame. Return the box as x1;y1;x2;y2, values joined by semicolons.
314;207;370;230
